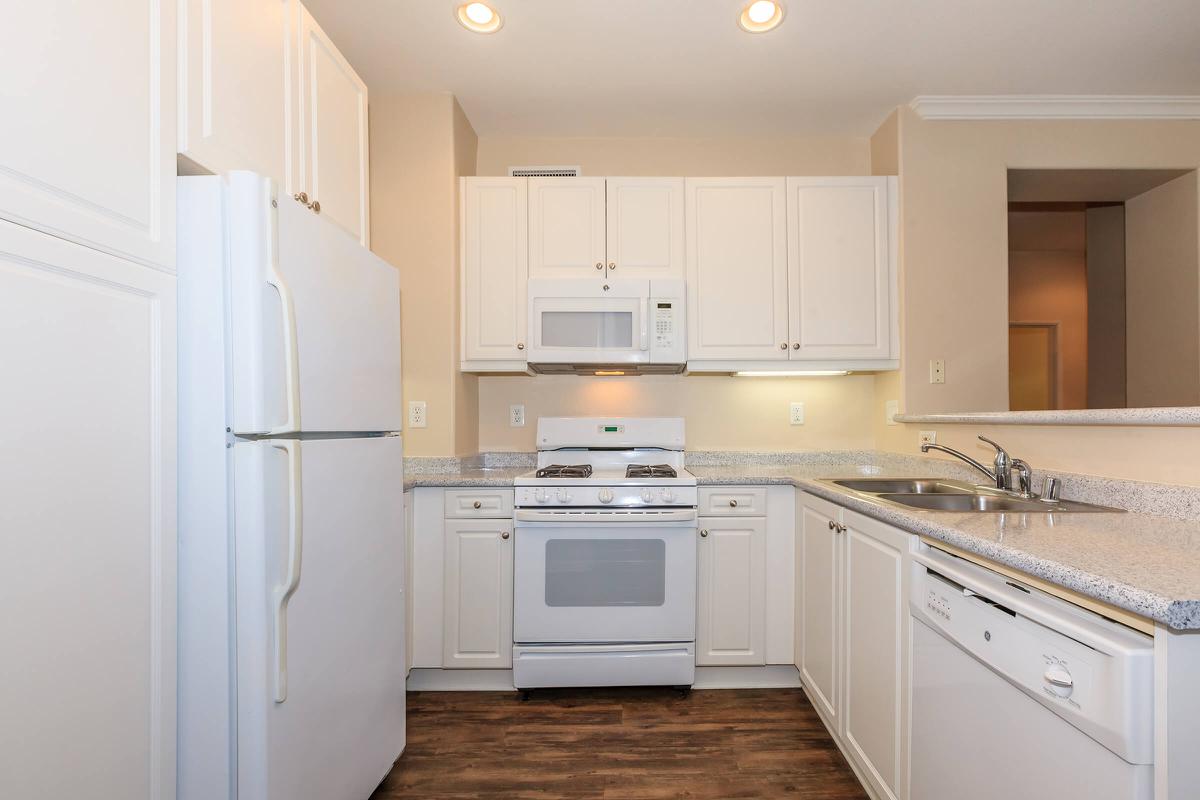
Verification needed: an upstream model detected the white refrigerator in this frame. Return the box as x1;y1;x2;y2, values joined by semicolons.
177;172;405;800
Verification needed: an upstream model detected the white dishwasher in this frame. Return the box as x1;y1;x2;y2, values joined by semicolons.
910;545;1154;800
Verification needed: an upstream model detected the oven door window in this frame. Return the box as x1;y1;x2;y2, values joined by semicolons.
544;538;665;607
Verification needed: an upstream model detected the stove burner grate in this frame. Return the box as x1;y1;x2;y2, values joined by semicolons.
535;464;594;479
626;464;678;479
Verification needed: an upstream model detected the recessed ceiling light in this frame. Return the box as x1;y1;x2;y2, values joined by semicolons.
738;0;785;33
456;2;502;34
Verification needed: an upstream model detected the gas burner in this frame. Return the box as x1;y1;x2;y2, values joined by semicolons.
535;464;594;479
626;464;678;479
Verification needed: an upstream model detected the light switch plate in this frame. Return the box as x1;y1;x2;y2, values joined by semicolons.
509;404;525;427
790;402;805;425
408;401;427;429
885;400;899;426
929;359;946;384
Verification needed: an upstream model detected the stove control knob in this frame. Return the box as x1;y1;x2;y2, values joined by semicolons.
641;488;657;504
662;489;676;503
533;488;549;504
598;488;615;504
556;488;572;504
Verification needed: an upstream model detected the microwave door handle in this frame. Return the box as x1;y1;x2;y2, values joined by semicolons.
640;298;649;351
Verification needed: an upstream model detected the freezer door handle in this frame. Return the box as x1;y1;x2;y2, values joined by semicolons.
271;439;304;702
265;252;301;434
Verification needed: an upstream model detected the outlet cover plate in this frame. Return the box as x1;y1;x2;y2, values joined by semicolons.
919;430;937;446
408;400;427;429
509;404;526;427
885;400;899;426
790;402;805;425
929;359;946;384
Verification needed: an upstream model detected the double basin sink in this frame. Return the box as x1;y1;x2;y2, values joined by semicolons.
822;478;1121;513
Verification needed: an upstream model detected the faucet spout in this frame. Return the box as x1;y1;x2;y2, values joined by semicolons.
919;442;1000;487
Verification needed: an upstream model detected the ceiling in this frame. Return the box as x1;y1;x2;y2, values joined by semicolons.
302;0;1200;137
1008;169;1195;202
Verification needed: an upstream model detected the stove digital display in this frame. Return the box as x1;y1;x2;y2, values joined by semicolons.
599;424;624;433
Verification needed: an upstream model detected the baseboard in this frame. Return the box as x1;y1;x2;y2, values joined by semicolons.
405;665;804;692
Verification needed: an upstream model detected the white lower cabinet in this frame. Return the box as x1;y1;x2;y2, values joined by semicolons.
443;519;514;668
697;517;766;665
797;493;912;800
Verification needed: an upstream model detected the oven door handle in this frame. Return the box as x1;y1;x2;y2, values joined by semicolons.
514;509;698;525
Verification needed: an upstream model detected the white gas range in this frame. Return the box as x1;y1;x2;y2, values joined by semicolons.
512;417;698;690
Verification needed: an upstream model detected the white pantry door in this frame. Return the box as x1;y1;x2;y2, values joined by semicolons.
0;0;176;270
606;177;685;279
685;178;789;361
528;177;607;278
0;221;177;800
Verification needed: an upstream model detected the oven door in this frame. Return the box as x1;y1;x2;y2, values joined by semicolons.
513;510;697;644
527;278;650;365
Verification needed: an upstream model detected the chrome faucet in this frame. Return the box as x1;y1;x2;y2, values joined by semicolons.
921;435;1034;497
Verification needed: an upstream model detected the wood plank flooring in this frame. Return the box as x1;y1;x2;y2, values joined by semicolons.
371;688;868;800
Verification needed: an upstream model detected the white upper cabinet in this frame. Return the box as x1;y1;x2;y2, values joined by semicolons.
605;177;685;279
0;0;176;270
528;177;607;278
685;178;790;361
461;178;529;369
179;0;287;183
786;177;895;361
290;1;370;246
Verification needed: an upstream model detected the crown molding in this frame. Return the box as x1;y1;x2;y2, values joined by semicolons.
909;95;1200;121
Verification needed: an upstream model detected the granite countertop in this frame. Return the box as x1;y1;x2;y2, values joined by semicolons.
402;455;1200;630
690;463;1200;631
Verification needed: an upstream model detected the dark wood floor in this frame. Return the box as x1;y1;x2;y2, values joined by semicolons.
370;688;868;800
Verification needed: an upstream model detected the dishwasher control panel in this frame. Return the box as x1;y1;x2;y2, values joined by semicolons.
911;545;1154;765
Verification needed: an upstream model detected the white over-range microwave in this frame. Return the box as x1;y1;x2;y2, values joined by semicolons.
526;278;686;375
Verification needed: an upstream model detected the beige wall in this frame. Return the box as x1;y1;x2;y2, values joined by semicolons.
877;108;1200;486
1126;170;1200;407
370;92;479;456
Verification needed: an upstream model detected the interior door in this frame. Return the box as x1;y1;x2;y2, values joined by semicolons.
697;517;766;666
529;178;607;278
234;435;405;800
686;178;789;361
606;177;685;279
227;173;402;434
786;177;893;360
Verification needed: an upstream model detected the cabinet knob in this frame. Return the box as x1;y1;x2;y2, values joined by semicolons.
700;529;708;538
595;262;604;270
517;343;525;350
501;530;510;540
729;499;738;507
780;343;788;350
293;191;309;204
792;343;800;350
608;262;615;270
310;199;321;214
828;520;835;530
473;500;482;509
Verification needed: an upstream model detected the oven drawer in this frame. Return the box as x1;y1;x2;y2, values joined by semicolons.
444;489;514;518
699;487;766;516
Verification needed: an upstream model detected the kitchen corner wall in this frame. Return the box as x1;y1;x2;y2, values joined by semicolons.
873;106;1200;487
473;134;881;453
370;92;479;457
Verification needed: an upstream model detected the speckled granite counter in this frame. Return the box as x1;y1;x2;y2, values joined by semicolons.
403;465;528;490
691;461;1200;631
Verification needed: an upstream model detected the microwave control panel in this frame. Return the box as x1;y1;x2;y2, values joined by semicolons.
651;299;685;361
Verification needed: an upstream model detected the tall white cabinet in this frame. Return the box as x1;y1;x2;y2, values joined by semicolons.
0;0;177;270
460;178;529;370
0;222;177;800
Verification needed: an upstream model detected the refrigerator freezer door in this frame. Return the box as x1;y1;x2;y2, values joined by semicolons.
225;172;402;434
234;435;405;800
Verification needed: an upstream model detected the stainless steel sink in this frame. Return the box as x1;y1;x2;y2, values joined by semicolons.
831;478;974;495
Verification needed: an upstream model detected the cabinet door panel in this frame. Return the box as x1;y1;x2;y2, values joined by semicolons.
843;512;909;800
296;4;370;246
797;497;841;728
686;178;789;360
179;0;286;182
443;520;513;668
0;222;177;799
787;177;893;360
529;178;606;278
0;0;175;269
461;178;528;365
697;518;766;666
606;177;685;279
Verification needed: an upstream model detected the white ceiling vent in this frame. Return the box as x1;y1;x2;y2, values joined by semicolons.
508;165;581;177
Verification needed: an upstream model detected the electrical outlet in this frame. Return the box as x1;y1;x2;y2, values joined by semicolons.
408;400;427;429
789;402;805;425
919;430;937;446
929;359;946;384
885;400;899;426
509;404;525;427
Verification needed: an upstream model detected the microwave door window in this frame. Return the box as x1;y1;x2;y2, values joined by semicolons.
540;311;634;348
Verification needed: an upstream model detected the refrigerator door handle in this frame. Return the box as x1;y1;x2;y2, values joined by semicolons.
271;439;304;703
265;259;301;435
